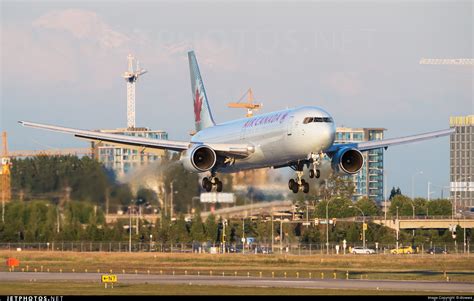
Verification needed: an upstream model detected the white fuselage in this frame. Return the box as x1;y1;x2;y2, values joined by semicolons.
191;106;336;173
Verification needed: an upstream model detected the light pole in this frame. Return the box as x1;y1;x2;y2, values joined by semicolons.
396;205;399;250
129;204;132;253
149;234;153;252
408;199;416;236
349;205;366;249
326;196;340;255
242;216;245;254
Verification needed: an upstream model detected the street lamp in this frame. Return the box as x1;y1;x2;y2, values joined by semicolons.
396;205;399;250
408;199;416;237
349;205;366;249
129;204;132;253
326;196;341;255
149;234;153;252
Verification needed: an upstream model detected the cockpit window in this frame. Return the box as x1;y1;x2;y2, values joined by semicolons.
303;116;333;124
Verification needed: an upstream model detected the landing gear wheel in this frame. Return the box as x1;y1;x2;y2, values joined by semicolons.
309;169;315;178
288;179;296;190
303;182;310;193
204;180;212;192
202;178;210;188
316;169;320;179
291;182;299;193
216;180;223;192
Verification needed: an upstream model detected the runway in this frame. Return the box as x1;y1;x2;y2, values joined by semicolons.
1;272;473;293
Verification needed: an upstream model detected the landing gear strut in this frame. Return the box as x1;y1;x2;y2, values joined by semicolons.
288;163;310;194
202;175;223;192
308;152;322;179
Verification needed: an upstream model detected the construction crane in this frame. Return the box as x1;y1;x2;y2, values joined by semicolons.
228;88;263;118
1;131;11;222
419;58;474;65
122;54;147;129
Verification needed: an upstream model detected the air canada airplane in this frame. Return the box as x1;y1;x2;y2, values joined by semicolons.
20;51;454;194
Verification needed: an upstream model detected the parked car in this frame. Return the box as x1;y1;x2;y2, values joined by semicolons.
351;246;376;254
427;247;448;254
390;246;415;254
255;246;273;254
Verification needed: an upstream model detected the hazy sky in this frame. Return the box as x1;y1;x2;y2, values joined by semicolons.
1;0;472;198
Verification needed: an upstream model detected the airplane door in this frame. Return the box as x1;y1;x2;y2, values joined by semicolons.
286;116;294;136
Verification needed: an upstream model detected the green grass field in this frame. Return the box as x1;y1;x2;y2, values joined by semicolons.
0;251;473;295
2;251;473;281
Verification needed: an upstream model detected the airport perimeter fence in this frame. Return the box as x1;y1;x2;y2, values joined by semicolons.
0;241;471;255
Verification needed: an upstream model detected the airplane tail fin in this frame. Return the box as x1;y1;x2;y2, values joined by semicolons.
188;51;216;132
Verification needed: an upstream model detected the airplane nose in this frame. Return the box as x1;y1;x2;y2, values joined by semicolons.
320;123;335;149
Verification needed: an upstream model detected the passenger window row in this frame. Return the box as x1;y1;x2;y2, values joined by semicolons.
303;117;333;124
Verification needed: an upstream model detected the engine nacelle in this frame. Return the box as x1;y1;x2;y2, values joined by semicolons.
181;145;217;173
331;147;364;175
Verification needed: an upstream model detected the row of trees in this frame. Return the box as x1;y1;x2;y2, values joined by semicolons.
0;199;465;246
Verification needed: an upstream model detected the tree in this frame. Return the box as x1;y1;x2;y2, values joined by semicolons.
389;187;402;200
389;194;414;217
190;209;206;242
204;214;218;243
354;197;381;217
314;197;354;218
173;214;190;243
427;199;452;216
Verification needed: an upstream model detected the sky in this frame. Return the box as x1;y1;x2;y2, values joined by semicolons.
1;0;472;198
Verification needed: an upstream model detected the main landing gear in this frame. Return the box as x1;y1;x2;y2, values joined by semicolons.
202;176;223;192
288;153;324;194
288;164;310;194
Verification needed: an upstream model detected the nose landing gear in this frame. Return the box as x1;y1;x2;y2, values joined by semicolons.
308;152;322;179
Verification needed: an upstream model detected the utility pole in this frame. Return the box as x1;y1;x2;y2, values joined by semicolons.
396;206;399;250
384;169;387;222
326;200;329;254
170;181;174;219
129;205;132;253
271;215;274;253
136;204;139;235
280;217;283;255
350;205;366;249
242;216;245;255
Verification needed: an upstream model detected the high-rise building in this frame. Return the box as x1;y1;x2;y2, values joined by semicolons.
91;127;168;179
450;115;474;211
335;127;386;203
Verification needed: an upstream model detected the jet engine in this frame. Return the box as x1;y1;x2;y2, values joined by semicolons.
181;144;217;172
331;147;364;174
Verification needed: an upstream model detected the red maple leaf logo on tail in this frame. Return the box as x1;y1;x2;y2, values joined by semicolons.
194;87;203;123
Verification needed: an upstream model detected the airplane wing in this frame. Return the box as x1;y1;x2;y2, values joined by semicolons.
326;128;454;153
18;121;254;157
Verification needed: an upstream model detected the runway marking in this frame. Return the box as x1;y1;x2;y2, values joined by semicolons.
0;272;472;293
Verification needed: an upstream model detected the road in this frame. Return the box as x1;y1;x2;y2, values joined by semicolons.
1;272;473;293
